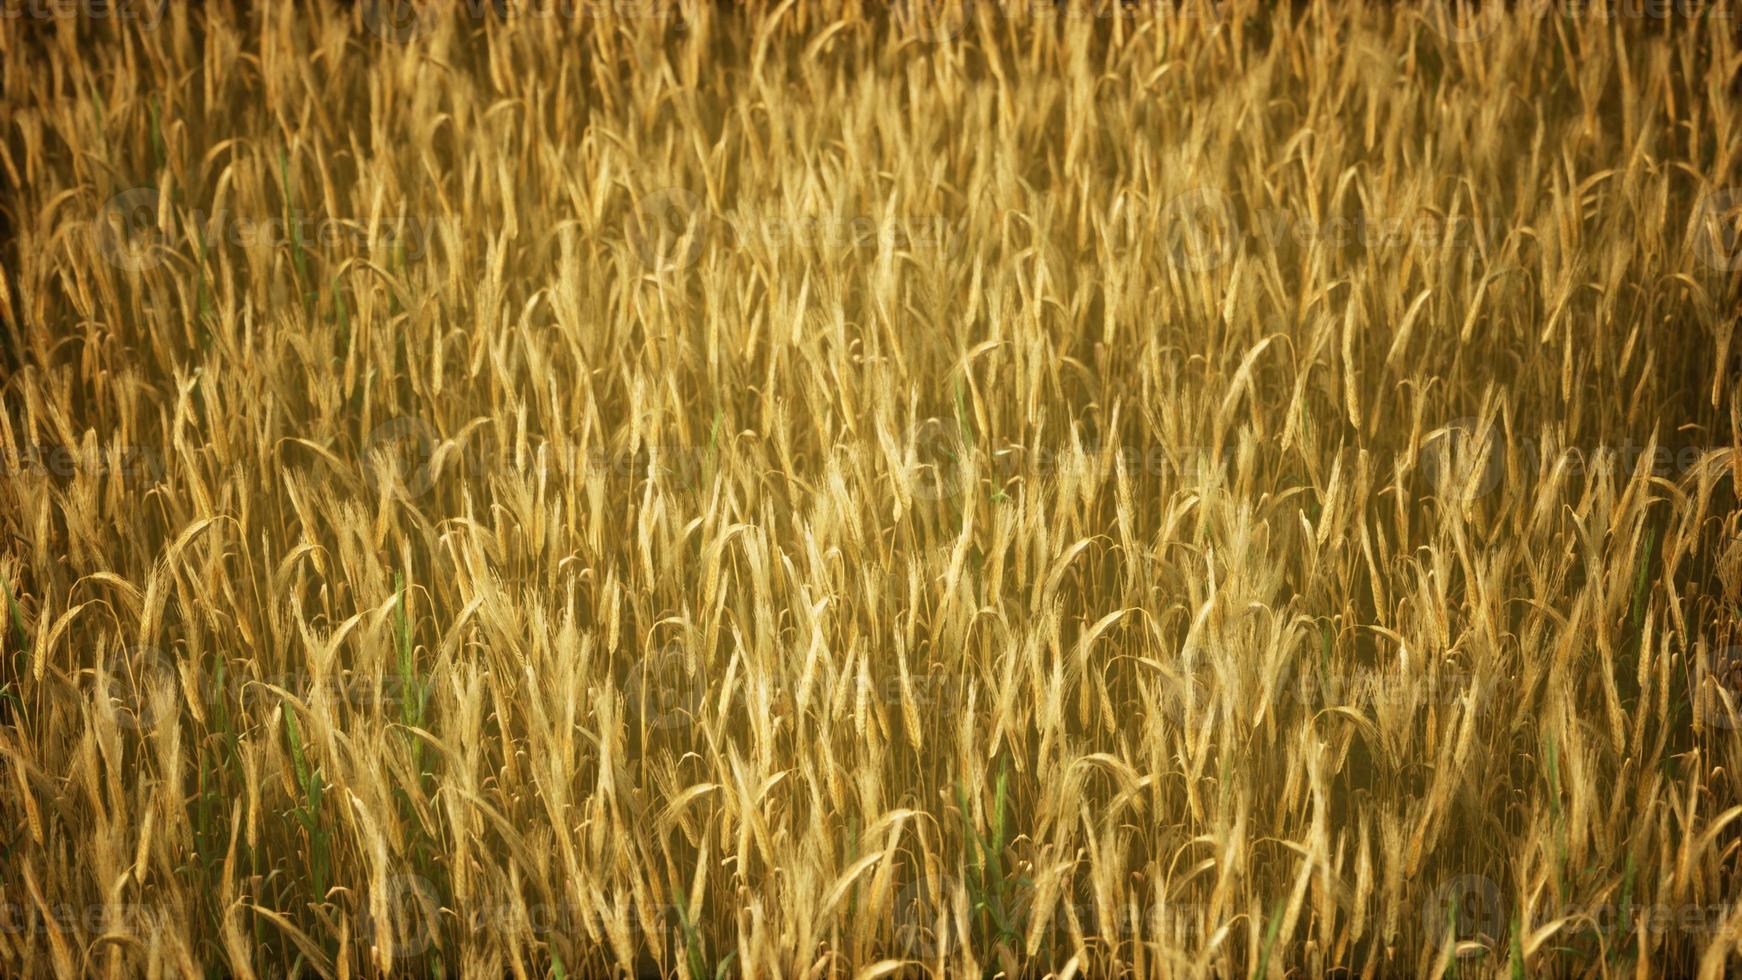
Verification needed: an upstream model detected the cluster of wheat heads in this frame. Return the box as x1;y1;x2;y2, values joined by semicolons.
0;0;1739;976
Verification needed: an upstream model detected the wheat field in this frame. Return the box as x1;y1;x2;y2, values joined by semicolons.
0;1;1739;976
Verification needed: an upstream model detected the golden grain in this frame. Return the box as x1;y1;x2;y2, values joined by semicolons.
1;0;1739;976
